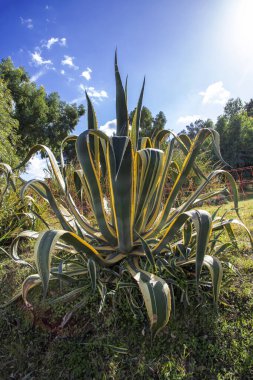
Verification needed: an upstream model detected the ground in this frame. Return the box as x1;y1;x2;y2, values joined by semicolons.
0;195;252;379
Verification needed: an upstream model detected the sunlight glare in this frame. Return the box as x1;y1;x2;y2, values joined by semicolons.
233;0;253;58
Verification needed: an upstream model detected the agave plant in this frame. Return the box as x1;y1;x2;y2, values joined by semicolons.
6;54;253;336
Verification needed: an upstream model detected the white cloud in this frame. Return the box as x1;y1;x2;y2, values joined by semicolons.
59;38;66;46
61;55;78;69
45;5;50;10
60;69;65;75
89;88;107;99
199;81;230;105
82;85;108;100
79;84;85;91
20;17;33;29
31;51;52;66
71;95;85;103
72;85;108;103
21;155;49;181
43;37;67;49
31;70;45;82
45;37;58;49
100;119;116;136
177;115;202;124
81;67;92;80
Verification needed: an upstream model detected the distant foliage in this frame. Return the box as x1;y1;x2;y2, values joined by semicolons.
216;98;253;167
0;79;19;166
0;58;85;157
129;106;167;138
180;98;253;168
180;119;214;139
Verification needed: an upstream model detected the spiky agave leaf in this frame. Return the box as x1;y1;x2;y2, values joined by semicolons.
34;229;127;297
127;257;171;336
131;78;145;150
115;51;129;136
213;218;253;248
107;136;135;252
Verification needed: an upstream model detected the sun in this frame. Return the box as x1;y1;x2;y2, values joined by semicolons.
233;0;253;56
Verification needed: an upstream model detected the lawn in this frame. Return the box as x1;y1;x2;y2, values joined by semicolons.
0;195;252;379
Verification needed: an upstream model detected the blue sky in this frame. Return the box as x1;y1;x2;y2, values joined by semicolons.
1;0;253;177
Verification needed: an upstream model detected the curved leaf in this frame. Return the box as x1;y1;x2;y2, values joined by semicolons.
213;218;253;248
15;144;66;193
127;257;171;336
34;229;116;298
153;210;212;284
10;230;39;267
76;130;117;245
87;258;97;293
60;135;78;176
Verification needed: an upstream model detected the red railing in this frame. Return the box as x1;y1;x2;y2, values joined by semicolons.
227;166;253;195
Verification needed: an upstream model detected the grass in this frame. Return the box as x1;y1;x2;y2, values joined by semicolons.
0;194;252;379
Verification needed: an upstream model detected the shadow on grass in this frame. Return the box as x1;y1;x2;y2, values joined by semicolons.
0;250;253;379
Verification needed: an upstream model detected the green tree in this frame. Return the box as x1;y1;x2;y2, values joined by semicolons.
45;92;85;159
0;58;85;156
224;98;243;118
215;99;253;167
180;119;214;139
245;98;253;117
129;106;166;138
0;78;19;166
153;111;167;137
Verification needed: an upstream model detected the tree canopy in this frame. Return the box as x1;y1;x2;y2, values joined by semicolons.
180;119;214;139
129;106;167;138
216;99;253;167
0;58;85;157
0;78;19;166
180;98;253;168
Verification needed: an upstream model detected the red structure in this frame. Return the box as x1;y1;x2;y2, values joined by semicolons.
228;166;253;195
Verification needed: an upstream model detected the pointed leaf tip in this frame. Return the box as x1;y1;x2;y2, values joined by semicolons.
114;53;129;136
115;48;118;67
